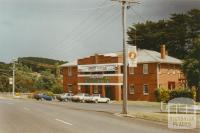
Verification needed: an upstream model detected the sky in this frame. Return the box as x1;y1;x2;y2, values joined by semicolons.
0;0;199;63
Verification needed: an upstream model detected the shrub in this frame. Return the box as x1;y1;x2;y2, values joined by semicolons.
154;88;169;102
154;88;195;102
160;88;170;102
154;88;161;102
169;89;195;100
46;91;54;96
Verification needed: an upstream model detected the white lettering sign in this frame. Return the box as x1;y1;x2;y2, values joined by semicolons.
78;65;117;72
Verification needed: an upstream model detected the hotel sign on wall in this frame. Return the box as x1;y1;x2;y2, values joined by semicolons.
85;76;110;83
78;65;117;72
128;45;137;67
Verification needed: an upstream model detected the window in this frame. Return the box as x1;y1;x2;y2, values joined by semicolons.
129;67;134;74
173;65;176;74
93;86;98;94
143;64;148;74
129;84;135;94
68;67;72;76
121;66;123;74
143;84;149;95
168;82;175;90
158;64;161;73
68;84;73;92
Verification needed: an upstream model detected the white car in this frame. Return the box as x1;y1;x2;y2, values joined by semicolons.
56;93;73;102
72;93;90;102
87;94;110;103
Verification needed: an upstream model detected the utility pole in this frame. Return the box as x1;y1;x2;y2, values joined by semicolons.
112;0;139;115
12;59;16;97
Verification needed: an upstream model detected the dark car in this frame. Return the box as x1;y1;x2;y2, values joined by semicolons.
33;93;53;101
42;94;53;101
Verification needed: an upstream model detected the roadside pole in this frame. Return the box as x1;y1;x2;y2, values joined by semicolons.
112;0;139;115
122;0;128;115
12;59;16;97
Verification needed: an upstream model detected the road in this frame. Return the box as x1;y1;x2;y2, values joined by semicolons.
0;98;198;133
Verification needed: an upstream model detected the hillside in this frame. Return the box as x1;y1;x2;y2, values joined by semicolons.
18;57;67;73
0;57;67;92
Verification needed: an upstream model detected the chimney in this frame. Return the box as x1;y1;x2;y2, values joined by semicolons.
160;45;166;59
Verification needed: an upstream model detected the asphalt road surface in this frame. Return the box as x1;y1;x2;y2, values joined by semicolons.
0;98;198;133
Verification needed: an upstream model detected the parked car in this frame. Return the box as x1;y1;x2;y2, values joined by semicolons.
42;94;53;101
33;93;43;100
72;93;90;102
33;93;53;101
86;94;110;103
56;93;73;102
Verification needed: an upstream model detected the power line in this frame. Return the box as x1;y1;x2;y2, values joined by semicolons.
47;6;119;58
46;0;113;55
50;8;121;58
64;10;121;53
130;7;145;22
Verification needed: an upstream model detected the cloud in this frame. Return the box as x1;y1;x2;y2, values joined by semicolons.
0;0;199;62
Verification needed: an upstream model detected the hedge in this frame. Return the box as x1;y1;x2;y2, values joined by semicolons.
155;88;196;102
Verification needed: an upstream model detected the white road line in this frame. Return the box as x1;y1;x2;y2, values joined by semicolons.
23;107;30;111
55;119;73;126
7;102;14;105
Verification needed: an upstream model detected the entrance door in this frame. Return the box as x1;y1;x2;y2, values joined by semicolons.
168;82;175;90
105;86;114;100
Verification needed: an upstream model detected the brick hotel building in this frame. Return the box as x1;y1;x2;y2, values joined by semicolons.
60;45;186;101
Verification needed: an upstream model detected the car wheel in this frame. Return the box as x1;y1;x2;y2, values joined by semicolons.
106;100;110;103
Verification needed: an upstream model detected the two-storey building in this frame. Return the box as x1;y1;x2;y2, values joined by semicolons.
60;45;186;101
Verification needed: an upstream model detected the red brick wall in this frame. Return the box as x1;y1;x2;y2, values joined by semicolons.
128;63;158;101
78;55;122;65
62;66;78;94
159;63;183;89
61;54;183;101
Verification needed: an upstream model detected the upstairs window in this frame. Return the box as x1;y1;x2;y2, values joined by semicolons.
158;64;161;73
129;67;134;74
68;67;72;76
143;64;148;74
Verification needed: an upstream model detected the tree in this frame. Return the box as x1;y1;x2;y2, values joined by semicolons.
128;9;200;60
34;70;63;94
183;37;200;101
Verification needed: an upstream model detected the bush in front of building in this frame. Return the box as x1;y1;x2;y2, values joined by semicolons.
169;88;196;100
155;88;170;102
155;88;196;102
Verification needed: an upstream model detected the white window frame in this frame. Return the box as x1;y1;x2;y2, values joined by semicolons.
143;84;149;95
143;64;148;74
68;67;72;76
129;67;134;74
129;84;135;94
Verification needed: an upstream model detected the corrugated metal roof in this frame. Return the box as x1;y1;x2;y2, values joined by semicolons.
137;49;182;64
60;49;182;67
60;60;77;67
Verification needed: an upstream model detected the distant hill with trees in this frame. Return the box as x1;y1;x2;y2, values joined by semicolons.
0;57;67;93
18;57;67;74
